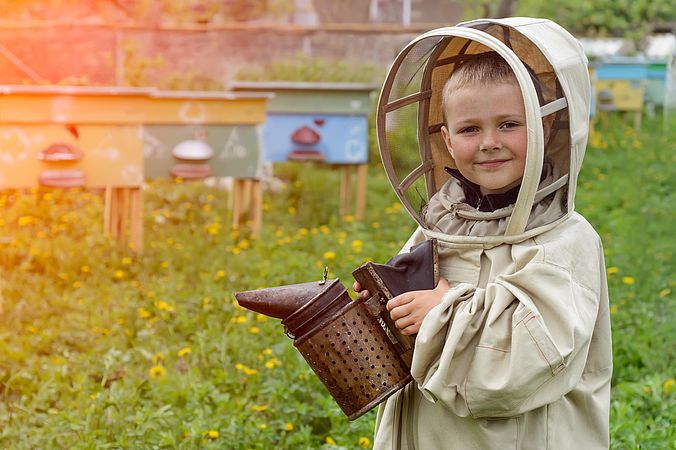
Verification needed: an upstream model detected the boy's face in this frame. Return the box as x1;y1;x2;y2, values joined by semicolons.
441;81;547;196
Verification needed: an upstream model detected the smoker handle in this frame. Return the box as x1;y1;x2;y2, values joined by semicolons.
363;294;414;355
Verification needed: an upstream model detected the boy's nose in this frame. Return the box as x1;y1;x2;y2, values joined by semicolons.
480;131;501;151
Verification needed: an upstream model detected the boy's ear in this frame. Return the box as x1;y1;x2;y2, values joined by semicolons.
440;125;455;158
542;114;555;145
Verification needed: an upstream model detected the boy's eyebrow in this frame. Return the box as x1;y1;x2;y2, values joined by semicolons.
450;113;526;124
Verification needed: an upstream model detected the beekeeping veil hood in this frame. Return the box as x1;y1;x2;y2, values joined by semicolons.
377;17;590;246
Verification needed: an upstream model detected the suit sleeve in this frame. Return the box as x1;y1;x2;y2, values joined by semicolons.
410;243;603;418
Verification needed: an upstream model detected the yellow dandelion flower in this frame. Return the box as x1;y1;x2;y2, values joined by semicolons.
114;270;125;280
342;215;354;223
160;260;169;268
155;300;169;310
149;365;166;379
137;307;152;319
323;251;336;260
659;288;670;298
147;290;156;298
284;422;294;431
206;223;221;236
298;227;308;236
622;276;635;285
238;239;250;249
235;363;245;371
663;378;675;394
371;222;380;229
249;326;260;334
607;266;618;275
359;436;371;447
207;430;219;439
28;325;38;334
122;257;132;265
234;315;248;324
319;225;330;234
609;305;618;315
152;352;165;364
216;270;225;279
80;265;90;273
265;358;281;369
243;367;258;376
18;215;33;226
250;404;269;412
177;347;191;357
288;206;297;215
72;281;82;289
257;423;267;429
275;229;284;237
326;436;336;445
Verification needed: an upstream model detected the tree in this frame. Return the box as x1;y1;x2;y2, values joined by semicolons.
456;0;673;47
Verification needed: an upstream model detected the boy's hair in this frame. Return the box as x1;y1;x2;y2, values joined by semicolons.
441;52;543;125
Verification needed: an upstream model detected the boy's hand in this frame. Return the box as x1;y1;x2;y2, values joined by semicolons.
386;278;450;335
352;281;371;300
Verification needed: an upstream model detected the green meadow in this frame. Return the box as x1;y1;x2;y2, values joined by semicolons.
0;113;673;449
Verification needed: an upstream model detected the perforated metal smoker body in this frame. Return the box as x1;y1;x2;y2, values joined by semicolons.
295;298;413;420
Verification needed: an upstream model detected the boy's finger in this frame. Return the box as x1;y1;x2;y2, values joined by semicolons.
394;314;415;331
386;293;413;311
389;304;409;321
359;289;371;300
399;323;419;335
352;281;362;292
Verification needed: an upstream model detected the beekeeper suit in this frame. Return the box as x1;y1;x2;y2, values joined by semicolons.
372;17;612;449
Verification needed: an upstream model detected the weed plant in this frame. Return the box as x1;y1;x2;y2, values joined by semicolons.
0;114;673;448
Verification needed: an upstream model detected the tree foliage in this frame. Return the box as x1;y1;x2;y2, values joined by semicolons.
515;0;674;41
457;0;673;46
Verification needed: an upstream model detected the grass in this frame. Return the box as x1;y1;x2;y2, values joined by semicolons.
0;113;673;449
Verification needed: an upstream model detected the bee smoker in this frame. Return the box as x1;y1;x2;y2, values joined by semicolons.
234;239;438;420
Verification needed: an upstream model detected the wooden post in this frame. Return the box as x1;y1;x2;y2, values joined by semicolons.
250;180;263;235
340;165;353;216
103;186;143;252
232;179;243;230
103;186;113;237
129;187;143;253
117;188;130;243
355;164;368;221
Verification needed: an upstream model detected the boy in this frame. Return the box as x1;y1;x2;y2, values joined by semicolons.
357;18;612;449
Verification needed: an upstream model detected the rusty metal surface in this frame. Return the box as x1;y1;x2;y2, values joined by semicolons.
295;300;412;420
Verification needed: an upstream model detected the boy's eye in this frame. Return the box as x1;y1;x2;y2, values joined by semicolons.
458;126;479;134
500;121;521;129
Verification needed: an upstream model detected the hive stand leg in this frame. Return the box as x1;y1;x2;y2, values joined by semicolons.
355;164;368;221
633;111;642;130
117;188;130;246
103;186;113;237
340;165;353;217
250;180;263;235
232;179;244;230
129;187;143;253
111;188;122;240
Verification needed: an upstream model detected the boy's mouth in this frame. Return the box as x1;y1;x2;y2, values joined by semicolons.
476;159;510;169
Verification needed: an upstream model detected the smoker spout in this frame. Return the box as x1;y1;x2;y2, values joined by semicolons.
234;280;331;319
